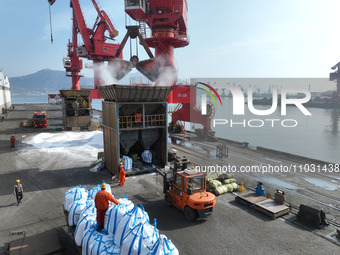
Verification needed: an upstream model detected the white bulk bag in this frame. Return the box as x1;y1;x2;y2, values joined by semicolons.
79;199;96;221
139;219;160;252
68;199;87;226
120;223;144;255
64;185;88;211
74;214;96;246
141;234;179;255
114;205;150;247
117;196;134;212
88;232;113;255
99;238;121;255
104;194;134;234
82;225;98;255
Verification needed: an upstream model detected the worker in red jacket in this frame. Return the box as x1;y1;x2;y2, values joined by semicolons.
10;134;15;148
94;183;119;231
119;162;126;186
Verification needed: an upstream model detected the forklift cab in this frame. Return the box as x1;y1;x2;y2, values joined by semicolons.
165;170;216;220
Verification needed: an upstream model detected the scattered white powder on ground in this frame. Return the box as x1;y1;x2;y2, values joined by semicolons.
21;131;104;165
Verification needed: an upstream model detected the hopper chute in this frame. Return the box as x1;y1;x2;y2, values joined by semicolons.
140;129;159;150
120;131;138;154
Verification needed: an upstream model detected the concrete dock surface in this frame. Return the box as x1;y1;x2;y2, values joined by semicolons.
0;104;339;254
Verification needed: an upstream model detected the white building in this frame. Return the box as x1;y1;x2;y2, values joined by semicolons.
0;70;11;114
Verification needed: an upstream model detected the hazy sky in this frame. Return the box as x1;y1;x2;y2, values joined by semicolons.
1;0;340;90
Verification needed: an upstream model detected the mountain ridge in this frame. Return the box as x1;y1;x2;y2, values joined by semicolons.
9;69;151;95
9;69;93;95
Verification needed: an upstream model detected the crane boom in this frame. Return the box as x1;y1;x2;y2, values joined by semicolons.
70;0;92;53
48;0;122;92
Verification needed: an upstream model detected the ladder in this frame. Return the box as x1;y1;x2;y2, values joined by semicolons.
66;91;88;108
139;22;147;38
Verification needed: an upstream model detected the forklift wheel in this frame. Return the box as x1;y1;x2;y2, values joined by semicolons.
184;206;198;221
165;193;172;207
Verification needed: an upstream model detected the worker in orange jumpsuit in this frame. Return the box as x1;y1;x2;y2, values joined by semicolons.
119;162;126;186
94;183;119;231
10;134;15;148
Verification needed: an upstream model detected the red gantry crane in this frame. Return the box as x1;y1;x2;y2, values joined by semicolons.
49;0;215;135
123;0;189;85
124;0;214;136
48;0;122;95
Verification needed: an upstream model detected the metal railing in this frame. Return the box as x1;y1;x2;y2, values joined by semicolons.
119;114;166;128
64;91;88;108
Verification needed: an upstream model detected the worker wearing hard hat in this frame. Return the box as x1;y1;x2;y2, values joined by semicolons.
13;180;23;206
94;183;119;231
119;162;126;186
10;134;15;148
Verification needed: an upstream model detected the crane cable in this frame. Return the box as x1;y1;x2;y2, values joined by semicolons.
49;3;54;44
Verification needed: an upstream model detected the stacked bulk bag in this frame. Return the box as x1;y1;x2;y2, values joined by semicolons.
206;175;239;196
68;199;88;226
139;219;160;251
100;239;121;254
120;223;144;255
119;220;160;255
75;214;96;246
114;205;150;247
64;185;88;211
104;195;135;235
82;225;99;255
86;232;114;255
64;186;178;255
141;150;152;163
117;196;135;211
207;179;222;190
140;234;179;255
79;199;96;220
122;155;133;170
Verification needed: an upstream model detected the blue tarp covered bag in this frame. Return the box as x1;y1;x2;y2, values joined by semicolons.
142;150;152;163
123;155;133;170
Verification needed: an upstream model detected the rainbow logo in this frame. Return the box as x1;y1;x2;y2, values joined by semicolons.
197;82;223;106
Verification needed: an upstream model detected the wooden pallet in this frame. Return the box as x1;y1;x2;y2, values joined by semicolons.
234;191;267;208
254;199;290;219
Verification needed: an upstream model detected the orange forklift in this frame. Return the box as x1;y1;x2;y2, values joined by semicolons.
158;157;216;220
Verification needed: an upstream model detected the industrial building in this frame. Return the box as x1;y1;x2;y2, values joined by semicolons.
98;84;172;176
60;90;92;130
0;70;11;115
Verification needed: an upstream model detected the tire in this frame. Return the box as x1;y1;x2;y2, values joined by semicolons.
165;193;172;207
184;206;198;221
